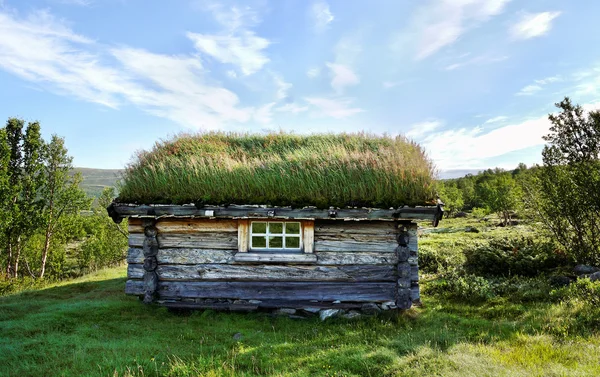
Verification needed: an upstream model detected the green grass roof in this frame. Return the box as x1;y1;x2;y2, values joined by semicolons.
117;132;437;208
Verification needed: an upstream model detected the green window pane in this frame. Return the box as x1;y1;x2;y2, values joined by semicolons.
269;236;283;248
286;236;300;248
252;236;267;248
269;222;283;234
286;222;300;234
252;222;267;233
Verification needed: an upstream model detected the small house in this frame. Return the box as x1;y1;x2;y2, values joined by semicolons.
108;133;442;313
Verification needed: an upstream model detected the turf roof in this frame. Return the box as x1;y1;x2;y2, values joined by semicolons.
117;132;437;208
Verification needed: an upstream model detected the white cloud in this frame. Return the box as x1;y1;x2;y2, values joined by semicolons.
226;70;237;79
305;97;363;118
253;102;276;124
275;103;309;114
511;11;561;40
307;67;321;78
484;116;508;124
383;81;401;89
405;120;442;139
0;8;266;130
516;75;562;96
535;75;562;85
188;5;270;76
444;54;508;71
187;31;269;76
393;0;511;60
310;1;334;32
326;62;359;94
516;84;542;96
273;73;292;100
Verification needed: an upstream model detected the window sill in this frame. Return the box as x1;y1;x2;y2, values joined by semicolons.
233;252;317;264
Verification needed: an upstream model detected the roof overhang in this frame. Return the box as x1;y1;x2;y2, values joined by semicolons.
108;203;444;227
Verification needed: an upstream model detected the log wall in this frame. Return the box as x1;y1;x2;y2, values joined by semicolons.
126;218;419;310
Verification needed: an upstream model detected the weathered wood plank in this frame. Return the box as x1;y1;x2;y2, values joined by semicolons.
160;249;236;264
237;219;249;253
233;253;317;264
162;300;368;310
156;219;237;234
127;248;144;263
131;264;396;282
158;281;395;302
129;233;237;249
125;279;143;295
315;221;398;235
315;252;396;265
110;203;440;221
314;239;397;253
303;221;314;254
128;264;144;279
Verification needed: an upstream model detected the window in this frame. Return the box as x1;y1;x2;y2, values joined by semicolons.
237;219;314;255
250;221;301;251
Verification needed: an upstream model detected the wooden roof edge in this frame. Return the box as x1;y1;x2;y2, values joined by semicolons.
108;203;444;227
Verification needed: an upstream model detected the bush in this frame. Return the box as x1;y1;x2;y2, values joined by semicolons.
463;236;570;277
419;244;465;274
424;271;495;302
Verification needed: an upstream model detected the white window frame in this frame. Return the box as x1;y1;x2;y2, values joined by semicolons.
237;219;314;254
249;221;302;251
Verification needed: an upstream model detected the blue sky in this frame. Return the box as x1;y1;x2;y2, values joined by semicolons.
1;0;599;174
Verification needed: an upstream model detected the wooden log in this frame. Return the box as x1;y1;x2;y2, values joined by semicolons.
396;246;410;262
157;249;236;264
128;264;144;279
156;219;237;234
411;265;419;282
162;300;367;310
314;239;397;253
125;279;144;295
314;221;398;235
410;284;420;302
129;234;145;248
237;219;249;253
158;281;396;302
396;288;412;310
233;253;317;264
143;237;159;257
315;252;396;265
397;277;411;289
152;264;396;282
398;263;410;279
144;256;158;272
127;248;144;264
110;204;440;221
303;221;314;253
157;233;237;249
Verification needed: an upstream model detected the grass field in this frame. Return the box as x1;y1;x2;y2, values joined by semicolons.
1;218;599;377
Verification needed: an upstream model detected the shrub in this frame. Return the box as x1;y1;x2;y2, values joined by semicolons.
463;236;570;277
419;244;465;274
424;271;495;302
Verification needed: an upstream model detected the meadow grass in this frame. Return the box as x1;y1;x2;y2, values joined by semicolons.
1;263;599;377
117;132;437;208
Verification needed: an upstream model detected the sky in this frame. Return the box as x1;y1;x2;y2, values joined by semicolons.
1;0;600;175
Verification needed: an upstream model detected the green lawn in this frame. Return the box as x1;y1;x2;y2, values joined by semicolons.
1;265;599;377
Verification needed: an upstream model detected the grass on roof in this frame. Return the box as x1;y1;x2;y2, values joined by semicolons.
117;132;437;208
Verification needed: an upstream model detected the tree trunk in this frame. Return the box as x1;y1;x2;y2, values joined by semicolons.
40;226;52;278
6;239;12;277
13;236;21;278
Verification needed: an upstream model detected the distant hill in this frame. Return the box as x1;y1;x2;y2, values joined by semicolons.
439;169;483;179
74;167;123;198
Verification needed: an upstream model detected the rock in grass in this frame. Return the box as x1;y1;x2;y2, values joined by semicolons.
573;265;600;275
319;309;342;321
590;271;600;282
302;307;321;314
549;275;572;287
274;308;297;316
361;303;381;315
233;333;243;341
343;311;361;319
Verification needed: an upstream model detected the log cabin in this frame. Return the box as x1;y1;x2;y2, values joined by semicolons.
108;133;442;314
